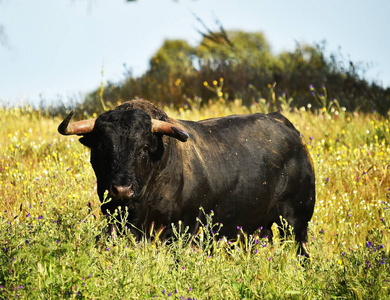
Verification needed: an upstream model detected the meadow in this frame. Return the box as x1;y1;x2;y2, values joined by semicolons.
0;97;389;299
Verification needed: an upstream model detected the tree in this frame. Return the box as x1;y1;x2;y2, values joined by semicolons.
83;30;390;115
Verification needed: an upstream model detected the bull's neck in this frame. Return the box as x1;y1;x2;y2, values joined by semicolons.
141;136;183;199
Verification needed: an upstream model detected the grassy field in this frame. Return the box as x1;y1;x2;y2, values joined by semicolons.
0;101;389;299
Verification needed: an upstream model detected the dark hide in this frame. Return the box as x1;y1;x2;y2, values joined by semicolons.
77;100;315;255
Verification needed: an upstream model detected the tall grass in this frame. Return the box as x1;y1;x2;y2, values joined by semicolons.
0;101;389;299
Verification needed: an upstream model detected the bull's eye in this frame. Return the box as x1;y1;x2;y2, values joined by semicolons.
138;145;149;161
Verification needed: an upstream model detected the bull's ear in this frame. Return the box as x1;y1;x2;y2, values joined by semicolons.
151;119;189;142
79;133;96;148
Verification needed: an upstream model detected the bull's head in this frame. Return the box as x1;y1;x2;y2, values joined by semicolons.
58;109;189;216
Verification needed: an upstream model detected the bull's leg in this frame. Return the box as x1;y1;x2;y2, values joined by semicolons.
300;241;310;257
293;223;310;257
259;224;274;242
273;201;312;258
280;184;315;258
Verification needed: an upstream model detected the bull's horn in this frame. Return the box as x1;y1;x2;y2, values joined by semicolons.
58;111;96;135
151;119;189;142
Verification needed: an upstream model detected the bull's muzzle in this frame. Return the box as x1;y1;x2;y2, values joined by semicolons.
110;185;135;200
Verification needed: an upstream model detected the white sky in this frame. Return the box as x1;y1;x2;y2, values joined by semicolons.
1;0;389;107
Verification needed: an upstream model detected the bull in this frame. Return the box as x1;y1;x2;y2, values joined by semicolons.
58;99;315;255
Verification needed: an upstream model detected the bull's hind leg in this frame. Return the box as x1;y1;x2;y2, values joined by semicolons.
291;199;315;257
259;224;274;242
276;193;315;257
283;173;315;257
272;213;310;257
292;222;310;257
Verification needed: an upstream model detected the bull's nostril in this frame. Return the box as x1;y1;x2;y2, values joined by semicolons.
110;185;134;199
110;185;119;197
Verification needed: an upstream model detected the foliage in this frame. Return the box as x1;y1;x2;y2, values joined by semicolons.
1;100;389;298
81;30;390;116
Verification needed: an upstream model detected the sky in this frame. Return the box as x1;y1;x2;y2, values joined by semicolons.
1;0;390;107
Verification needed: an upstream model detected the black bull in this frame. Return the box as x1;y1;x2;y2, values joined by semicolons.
58;100;315;255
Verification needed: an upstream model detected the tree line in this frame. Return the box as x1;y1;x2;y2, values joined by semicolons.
81;30;389;115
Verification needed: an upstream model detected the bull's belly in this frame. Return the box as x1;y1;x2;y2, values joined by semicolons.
190;185;274;239
216;203;271;238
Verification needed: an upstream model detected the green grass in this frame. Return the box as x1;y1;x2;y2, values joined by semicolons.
0;102;389;299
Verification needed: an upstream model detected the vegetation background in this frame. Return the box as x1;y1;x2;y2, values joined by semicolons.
75;29;390;117
0;99;389;298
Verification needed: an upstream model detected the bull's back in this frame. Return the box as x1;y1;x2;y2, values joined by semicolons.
183;113;303;170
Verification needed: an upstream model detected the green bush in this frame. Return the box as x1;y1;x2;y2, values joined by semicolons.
78;31;390;116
